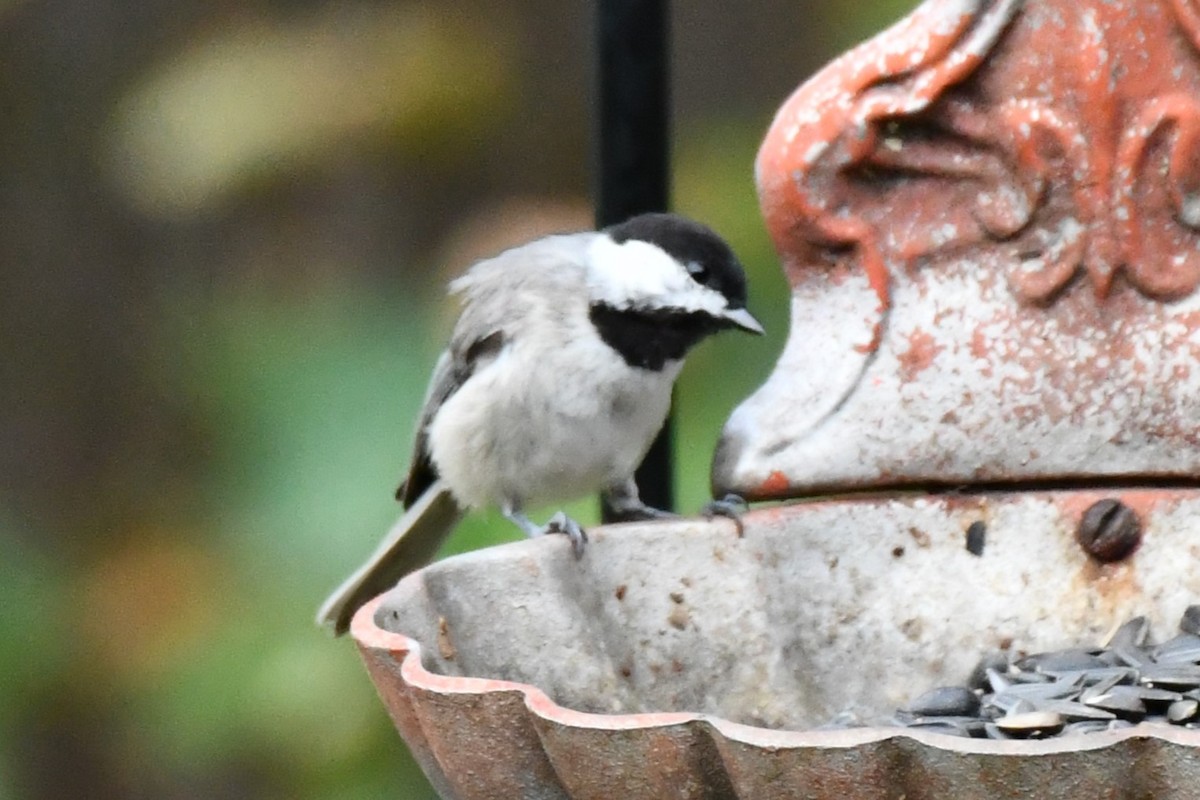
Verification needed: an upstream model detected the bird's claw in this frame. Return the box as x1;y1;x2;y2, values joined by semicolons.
701;493;748;537
545;511;588;559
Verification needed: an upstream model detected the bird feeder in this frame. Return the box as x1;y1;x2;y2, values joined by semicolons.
351;0;1200;796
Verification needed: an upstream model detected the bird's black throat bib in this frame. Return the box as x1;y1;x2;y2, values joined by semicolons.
588;303;724;371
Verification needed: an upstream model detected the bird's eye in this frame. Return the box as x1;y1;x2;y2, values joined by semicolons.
686;261;709;282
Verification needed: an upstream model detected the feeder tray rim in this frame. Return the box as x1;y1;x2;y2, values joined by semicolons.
351;594;1200;757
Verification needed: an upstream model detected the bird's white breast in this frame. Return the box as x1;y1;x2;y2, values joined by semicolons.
427;328;680;511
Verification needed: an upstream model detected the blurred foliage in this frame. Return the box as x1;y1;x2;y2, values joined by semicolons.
1;1;918;799
107;5;515;217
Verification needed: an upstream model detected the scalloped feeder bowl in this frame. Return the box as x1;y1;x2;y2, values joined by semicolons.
351;0;1200;795
357;496;1200;799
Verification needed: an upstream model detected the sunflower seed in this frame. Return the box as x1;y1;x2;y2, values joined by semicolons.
1112;646;1151;668
967;652;1010;691
985;667;1012;693
1105;616;1150;649
1021;649;1108;673
995;681;1080;702
879;611;1200;740
905;686;981;717
996;711;1065;738
1181;606;1200;636
1140;665;1200;690
1168;699;1200;724
1082;687;1147;720
1038;700;1117;721
1154;634;1200;665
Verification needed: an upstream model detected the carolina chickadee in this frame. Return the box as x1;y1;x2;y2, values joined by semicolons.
317;212;763;634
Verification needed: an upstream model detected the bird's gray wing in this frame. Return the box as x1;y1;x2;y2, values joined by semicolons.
319;330;504;636
396;330;505;508
396;237;586;506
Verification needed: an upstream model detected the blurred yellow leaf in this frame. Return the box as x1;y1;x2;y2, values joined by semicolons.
106;6;514;217
75;533;223;681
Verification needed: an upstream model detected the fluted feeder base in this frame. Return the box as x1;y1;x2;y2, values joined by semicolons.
353;489;1200;799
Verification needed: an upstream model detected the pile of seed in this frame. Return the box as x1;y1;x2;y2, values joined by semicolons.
889;606;1200;739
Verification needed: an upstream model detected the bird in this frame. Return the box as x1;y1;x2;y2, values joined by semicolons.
317;212;763;634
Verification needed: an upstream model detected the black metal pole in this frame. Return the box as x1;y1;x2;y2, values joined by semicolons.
595;0;674;518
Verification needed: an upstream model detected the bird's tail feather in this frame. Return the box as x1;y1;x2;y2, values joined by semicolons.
316;480;463;636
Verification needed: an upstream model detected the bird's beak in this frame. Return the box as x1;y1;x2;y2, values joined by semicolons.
721;306;764;335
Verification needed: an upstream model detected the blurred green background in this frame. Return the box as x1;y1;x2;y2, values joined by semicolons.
0;1;914;797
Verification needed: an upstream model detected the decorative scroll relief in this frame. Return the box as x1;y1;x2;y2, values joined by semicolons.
757;0;1200;311
717;0;1200;499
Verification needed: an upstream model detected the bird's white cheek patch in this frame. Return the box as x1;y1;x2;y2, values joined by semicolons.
587;238;685;302
586;237;729;316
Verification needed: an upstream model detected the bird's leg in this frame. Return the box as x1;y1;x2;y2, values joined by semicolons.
544;511;587;558
601;479;679;523
501;503;588;559
700;493;749;537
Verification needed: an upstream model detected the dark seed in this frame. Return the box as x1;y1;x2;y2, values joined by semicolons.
1112;645;1151;668
1022;649;1109;673
1077;667;1137;688
1038;669;1091;687
965;520;987;556
1082;687;1147;720
1009;669;1053;684
995;681;1081;703
1168;699;1199;724
1136;686;1185;709
967;652;1010;691
987;696;1041;717
1105;616;1150;649
1039;700;1116;721
1182;606;1200;636
1154;634;1200;665
986;667;1012;693
906;686;981;717
1080;670;1132;699
1140;665;1200;690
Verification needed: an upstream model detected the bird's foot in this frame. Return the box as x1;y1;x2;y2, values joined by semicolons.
701;494;749;537
543;511;588;559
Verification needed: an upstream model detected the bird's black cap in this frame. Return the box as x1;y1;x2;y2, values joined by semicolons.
605;213;748;309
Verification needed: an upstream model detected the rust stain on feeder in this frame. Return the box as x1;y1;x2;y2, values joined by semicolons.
897;329;942;381
757;470;790;498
